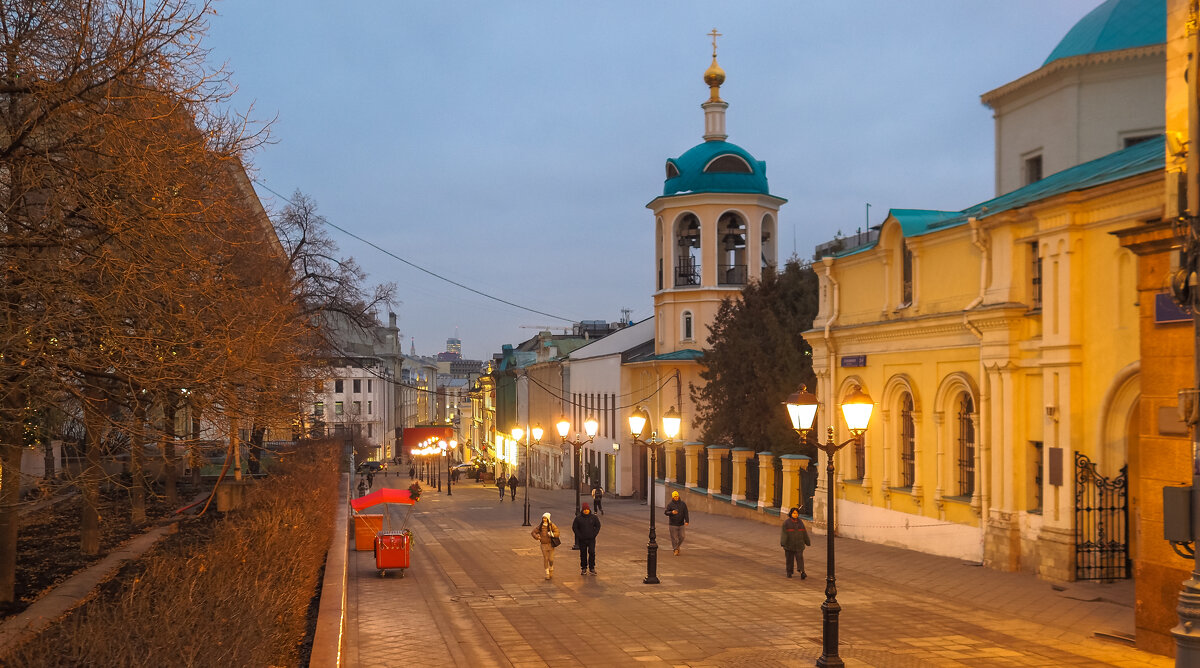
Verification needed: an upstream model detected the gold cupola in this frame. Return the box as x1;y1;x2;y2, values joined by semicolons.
702;29;728;142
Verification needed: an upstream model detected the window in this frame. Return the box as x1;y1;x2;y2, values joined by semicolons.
1123;134;1155;149
682;311;694;341
704;154;753;173
1030;441;1044;512
666;161;680;179
899;393;915;488
367;379;372;393
1030;241;1042;309
314;402;324;417
1024;154;1043;185
853;437;866;482
956;393;975;497
353;379;361;393
335;401;344;416
367;401;373;415
367;424;373;438
353;401;361;415
334;379;344;394
900;240;913;306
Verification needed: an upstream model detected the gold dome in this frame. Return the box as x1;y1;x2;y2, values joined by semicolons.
704;57;725;102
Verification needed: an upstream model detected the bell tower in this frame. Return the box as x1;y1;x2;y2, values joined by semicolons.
646;35;786;356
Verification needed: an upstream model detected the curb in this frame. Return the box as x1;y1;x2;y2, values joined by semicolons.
310;472;349;667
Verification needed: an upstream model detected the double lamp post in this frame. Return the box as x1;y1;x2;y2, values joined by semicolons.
784;384;873;668
510;425;543;526
627;405;682;585
556;416;598;549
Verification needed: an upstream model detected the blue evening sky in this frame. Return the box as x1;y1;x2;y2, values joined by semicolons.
206;1;1101;361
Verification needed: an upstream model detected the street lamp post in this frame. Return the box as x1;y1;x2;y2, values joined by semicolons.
785;384;873;668
446;440;457;496
628;406;682;585
512;425;544;527
556;416;599;549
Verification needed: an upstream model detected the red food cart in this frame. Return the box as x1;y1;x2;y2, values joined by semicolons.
350;487;416;578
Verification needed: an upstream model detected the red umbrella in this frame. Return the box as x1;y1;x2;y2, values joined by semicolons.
350;487;416;512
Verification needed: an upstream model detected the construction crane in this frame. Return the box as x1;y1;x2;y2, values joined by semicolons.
519;325;572;335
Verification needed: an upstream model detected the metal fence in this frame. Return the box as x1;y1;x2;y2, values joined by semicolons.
745;455;759;503
719;451;732;496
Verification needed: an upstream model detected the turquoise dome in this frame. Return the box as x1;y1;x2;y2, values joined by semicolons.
1043;0;1164;66
663;141;770;196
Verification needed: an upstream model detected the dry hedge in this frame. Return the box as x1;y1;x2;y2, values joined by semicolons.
7;441;340;668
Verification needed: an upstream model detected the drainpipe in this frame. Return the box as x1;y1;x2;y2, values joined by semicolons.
822;256;840;418
963;216;989;523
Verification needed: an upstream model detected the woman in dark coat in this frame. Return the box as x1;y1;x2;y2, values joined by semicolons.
780;506;811;579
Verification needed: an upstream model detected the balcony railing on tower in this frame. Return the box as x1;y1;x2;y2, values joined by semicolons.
718;263;747;286
675;256;700;286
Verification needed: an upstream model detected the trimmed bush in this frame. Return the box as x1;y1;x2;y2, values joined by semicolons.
8;440;339;667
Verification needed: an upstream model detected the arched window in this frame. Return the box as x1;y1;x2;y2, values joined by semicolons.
675;214;700;287
682;311;694;341
704;154;753;173
900;239;913;306
956;392;975;497
761;214;776;271
666;161;680;179
718;212;747;285
899;392;915;488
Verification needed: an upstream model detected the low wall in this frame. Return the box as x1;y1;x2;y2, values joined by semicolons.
655;480;785;528
310;472;350;667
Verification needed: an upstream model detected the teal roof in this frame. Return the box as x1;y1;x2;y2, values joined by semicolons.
1044;0;1164;66
650;349;704;362
663;141;771;196
830;135;1164;258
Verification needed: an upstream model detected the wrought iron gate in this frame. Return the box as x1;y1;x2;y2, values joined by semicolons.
1074;452;1130;581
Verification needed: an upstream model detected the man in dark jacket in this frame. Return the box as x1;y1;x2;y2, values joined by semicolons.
496;475;506;501
572;503;601;575
664;490;689;555
508;474;518;500
780;506;811;579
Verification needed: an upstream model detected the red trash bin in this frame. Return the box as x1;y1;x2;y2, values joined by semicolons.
374;531;410;577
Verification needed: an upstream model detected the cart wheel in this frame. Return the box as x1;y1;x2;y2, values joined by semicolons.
398;569;405;578
378;569;385;578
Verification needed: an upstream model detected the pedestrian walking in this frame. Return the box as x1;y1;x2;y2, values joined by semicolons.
508;474;518;500
356;477;368;497
366;471;375;489
572;503;601;575
496;475;506;501
664;490;689;555
590;486;605;515
780;506;811;579
531;512;560;580
408;465;416;480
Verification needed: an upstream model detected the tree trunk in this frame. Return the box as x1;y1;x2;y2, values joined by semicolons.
80;395;105;556
130;403;146;525
0;440;22;603
162;397;178;505
248;425;265;475
42;437;55;480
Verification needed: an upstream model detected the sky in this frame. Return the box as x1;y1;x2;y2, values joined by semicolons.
205;1;1103;361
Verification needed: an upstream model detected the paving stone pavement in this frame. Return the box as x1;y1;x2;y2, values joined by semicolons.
342;474;1173;667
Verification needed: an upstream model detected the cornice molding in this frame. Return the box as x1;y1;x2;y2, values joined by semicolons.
980;44;1164;108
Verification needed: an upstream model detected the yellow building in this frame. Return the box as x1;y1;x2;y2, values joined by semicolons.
810;0;1165;584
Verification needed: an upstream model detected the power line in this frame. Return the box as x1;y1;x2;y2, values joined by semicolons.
252;179;576;324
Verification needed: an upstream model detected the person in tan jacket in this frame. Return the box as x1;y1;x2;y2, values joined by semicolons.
531;512;560;580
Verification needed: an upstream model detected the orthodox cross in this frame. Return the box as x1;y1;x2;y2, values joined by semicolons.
708;28;722;57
